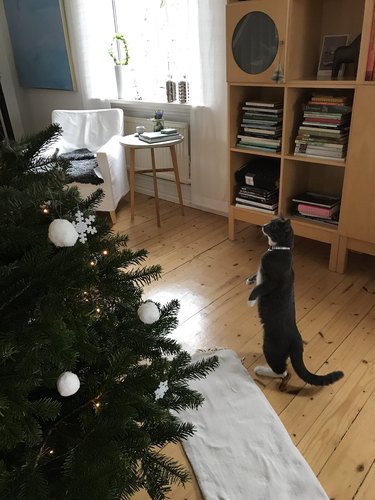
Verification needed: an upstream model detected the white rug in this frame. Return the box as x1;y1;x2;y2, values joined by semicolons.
178;349;328;500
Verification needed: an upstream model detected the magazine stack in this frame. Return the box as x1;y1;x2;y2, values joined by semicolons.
236;100;283;153
234;158;280;214
294;94;352;161
292;191;341;225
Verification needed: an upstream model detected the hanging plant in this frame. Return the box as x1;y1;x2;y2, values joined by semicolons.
108;33;129;66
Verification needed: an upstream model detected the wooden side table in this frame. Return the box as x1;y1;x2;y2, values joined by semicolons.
120;134;185;226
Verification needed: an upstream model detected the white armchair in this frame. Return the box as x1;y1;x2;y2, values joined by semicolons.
51;109;129;224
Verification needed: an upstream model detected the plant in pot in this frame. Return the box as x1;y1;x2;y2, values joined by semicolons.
108;33;129;99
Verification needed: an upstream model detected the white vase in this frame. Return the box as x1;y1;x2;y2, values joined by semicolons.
114;65;127;99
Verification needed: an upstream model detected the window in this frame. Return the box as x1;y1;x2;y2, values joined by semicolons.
112;0;194;103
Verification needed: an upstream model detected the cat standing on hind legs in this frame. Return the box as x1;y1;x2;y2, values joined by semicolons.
247;217;344;391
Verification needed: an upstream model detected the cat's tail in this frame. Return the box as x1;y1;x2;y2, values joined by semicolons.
290;341;344;386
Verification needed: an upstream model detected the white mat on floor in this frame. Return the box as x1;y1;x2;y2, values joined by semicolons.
178;349;328;500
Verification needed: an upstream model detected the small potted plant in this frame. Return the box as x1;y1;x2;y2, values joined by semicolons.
152;109;164;132
108;33;129;99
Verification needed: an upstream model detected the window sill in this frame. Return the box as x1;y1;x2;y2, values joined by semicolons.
109;99;192;111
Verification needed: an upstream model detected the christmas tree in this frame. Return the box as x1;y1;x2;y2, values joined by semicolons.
0;125;218;499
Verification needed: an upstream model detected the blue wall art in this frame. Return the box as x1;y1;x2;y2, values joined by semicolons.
4;0;75;91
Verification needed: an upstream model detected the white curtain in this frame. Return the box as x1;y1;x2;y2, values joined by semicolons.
64;0;116;108
64;0;228;214
189;0;227;214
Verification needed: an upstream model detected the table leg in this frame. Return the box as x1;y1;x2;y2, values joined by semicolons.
150;148;161;227
129;147;135;221
169;145;184;216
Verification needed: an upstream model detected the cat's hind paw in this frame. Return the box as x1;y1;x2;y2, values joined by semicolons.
254;366;288;378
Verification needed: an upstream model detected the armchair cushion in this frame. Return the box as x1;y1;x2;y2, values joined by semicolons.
60;148;103;185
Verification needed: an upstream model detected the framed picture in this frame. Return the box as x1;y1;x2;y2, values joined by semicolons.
317;34;349;78
3;0;76;91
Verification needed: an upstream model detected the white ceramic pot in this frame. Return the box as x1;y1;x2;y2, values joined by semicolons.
114;65;127;99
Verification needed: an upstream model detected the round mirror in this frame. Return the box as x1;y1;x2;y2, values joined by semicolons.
232;12;279;74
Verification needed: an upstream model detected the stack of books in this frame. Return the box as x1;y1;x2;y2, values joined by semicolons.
236;99;283;153
234;158;280;214
292;191;341;225
294;94;352;161
139;129;182;144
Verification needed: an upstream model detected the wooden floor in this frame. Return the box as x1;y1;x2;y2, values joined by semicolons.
113;194;375;500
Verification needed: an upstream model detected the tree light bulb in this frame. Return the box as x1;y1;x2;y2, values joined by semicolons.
49;449;55;455
102;249;109;256
89;260;96;267
42;207;49;214
95;307;101;313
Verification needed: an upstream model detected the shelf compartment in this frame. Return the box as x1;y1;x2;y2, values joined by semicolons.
280;159;344;218
228;84;285;150
283;86;354;159
287;0;365;81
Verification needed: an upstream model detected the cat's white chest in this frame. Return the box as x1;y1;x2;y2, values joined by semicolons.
248;268;263;307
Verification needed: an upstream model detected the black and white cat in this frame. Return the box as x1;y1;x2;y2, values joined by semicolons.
247;217;344;389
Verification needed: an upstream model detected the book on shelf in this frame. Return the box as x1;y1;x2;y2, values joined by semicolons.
235;202;278;215
238;185;279;200
366;6;375;80
242;127;282;136
244;100;283;108
242;106;283;114
294;153;345;162
294;145;346;158
303;112;351;119
235;196;278;210
301;120;349;128
298;125;349;136
242;119;282;126
291;191;340;208
296;202;340;218
302;103;352;114
293;213;339;226
237;142;281;152
310;94;350;104
295;139;346;150
237;135;281;146
295;133;347;144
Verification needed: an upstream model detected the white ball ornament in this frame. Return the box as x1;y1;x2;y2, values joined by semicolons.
57;371;80;397
48;219;79;247
137;301;160;324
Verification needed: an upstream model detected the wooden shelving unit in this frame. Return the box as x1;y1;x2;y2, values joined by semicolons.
227;0;375;272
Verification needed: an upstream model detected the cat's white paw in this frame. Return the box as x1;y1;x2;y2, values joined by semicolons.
248;299;257;307
254;366;287;378
246;274;257;285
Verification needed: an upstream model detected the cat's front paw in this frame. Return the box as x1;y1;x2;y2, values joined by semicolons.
248;299;257;307
246;274;257;285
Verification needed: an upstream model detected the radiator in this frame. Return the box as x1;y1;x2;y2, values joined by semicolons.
124;116;190;184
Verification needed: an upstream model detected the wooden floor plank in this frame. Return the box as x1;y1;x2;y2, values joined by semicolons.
112;195;375;500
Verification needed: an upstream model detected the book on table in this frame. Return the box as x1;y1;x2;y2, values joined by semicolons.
139;131;181;143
